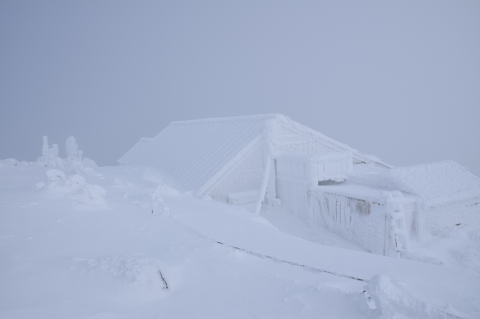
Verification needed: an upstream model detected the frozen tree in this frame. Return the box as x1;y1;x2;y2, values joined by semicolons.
65;136;85;173
64;136;99;173
65;136;83;162
41;136;49;159
51;144;59;158
38;136;63;168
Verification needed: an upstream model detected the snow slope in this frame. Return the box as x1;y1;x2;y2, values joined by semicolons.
1;161;479;318
388;161;480;207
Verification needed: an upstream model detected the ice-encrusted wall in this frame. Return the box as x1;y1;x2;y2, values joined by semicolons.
307;190;421;255
274;153;421;255
309;191;389;254
209;138;265;202
274;153;353;220
274;155;313;220
277;176;310;219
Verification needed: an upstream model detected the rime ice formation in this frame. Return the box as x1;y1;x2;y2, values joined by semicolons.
1;117;480;318
121;114;480;256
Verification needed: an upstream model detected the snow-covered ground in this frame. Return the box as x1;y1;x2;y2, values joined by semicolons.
1;158;480;319
408;200;480;274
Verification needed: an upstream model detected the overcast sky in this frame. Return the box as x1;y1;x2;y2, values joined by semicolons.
1;1;479;174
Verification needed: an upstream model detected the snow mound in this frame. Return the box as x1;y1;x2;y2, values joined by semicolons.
365;275;466;319
0;158;35;168
151;185;170;216
43;169;107;209
388;161;480;207
152;182;181;197
73;256;169;289
149;182;181;215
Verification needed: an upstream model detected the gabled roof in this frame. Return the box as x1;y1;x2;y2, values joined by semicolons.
119;114;386;192
120;114;271;191
388;161;480;207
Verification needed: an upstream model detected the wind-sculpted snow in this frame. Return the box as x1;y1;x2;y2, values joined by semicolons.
388;161;480;208
1;162;479;318
73;256;169;290
365;275;468;319
41;169;108;209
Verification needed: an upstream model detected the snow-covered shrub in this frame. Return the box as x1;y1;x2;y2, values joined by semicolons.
152;182;180;198
35;135;105;208
64;136;99;175
150;185;170;216
43;169;107;209
46;168;67;186
149;179;182;216
0;158;19;167
66;174;106;207
0;158;34;168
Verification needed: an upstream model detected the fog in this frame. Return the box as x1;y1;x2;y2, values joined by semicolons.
1;1;479;174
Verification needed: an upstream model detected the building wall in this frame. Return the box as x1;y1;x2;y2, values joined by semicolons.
273;153;420;255
277;176;310;219
274;153;353;221
308;191;389;254
209;138;265;202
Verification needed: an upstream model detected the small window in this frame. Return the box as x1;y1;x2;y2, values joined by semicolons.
318;179;342;186
349;198;370;215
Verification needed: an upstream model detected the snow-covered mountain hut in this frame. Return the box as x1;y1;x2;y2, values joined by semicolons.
119;114;386;207
306;161;480;255
120;114;480;256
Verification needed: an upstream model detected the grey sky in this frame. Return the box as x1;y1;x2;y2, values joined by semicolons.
1;1;479;174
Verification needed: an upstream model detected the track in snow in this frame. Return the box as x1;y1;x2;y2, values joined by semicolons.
170;214;366;282
214;240;366;282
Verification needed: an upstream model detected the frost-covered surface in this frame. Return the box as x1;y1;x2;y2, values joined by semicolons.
1;160;480;318
408;200;480;274
40;169;108;210
352;161;480;208
119;114;386;193
388;161;480;207
119;115;268;192
365;275;469;319
0;163;370;318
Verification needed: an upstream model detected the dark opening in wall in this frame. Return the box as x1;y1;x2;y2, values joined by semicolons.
318;179;343;186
